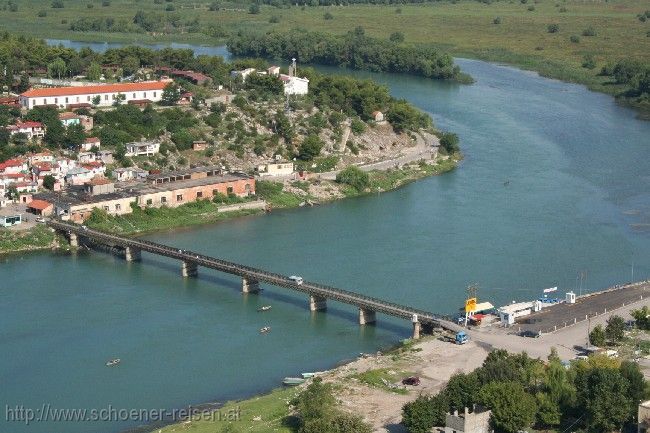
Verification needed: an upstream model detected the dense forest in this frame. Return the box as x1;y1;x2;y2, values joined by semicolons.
227;28;473;82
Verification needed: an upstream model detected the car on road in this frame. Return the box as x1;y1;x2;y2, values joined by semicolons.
402;376;420;386
289;275;303;285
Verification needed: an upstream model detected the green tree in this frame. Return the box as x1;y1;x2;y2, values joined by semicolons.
298;134;323;161
619;360;647;419
336;166;370;192
92;95;101;106
65;123;86;148
576;367;631;432
113;93;126;106
535;392;561;427
631;306;650;330
402;394;448;433
444;372;481;412
43;174;56;190
478;381;537;433
51;0;64;8
47;58;67;79
161;82;181;106
86;63;102;81
547;23;559;33
605;315;625;343
589;324;606;347
248;3;260;14
440;132;460;154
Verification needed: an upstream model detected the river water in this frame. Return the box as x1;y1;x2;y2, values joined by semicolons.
1;40;649;433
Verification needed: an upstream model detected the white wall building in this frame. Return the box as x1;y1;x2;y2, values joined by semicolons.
498;300;543;326
19;80;172;109
256;162;294;177
125;141;160;157
280;74;309;96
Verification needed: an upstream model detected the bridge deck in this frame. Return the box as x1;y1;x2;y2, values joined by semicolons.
49;221;442;326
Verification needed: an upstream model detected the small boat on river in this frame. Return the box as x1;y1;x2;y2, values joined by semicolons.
260;326;271;333
257;305;272;312
106;358;121;367
283;377;306;386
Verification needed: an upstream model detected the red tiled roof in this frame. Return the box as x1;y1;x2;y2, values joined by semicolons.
28;199;52;211
0;158;26;169
85;176;112;186
82;161;103;169
85;137;100;143
21;81;170;98
10;121;44;129
59;112;81;120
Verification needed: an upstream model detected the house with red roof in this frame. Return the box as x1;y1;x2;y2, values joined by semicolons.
7;121;46;140
0;158;28;175
19;80;172;109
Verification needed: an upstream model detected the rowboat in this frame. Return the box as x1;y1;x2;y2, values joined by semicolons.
106;358;121;367
257;305;272;312
260;326;271;333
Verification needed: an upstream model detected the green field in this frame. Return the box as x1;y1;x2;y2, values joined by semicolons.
0;0;648;96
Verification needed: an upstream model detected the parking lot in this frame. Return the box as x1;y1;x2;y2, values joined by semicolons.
515;282;650;334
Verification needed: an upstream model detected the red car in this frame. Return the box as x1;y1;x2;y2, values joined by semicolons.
402;376;420;386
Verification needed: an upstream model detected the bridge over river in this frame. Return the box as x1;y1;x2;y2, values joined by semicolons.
49;220;459;338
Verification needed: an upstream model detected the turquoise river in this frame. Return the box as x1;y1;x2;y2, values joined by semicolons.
0;41;649;433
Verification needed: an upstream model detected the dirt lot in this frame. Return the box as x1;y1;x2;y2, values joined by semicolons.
314;335;488;433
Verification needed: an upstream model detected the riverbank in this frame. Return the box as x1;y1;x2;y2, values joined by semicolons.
0;153;458;254
85;153;460;236
148;332;487;433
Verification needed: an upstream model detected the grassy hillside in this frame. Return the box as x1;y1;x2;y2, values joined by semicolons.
0;0;648;101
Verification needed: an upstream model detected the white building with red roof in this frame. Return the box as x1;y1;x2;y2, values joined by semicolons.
19;80;172;109
7;121;46;139
0;158;28;175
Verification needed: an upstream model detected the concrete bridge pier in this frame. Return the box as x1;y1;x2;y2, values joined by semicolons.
124;246;141;262
359;308;376;325
412;321;421;339
242;277;260;293
68;232;79;248
309;295;327;311
181;260;198;278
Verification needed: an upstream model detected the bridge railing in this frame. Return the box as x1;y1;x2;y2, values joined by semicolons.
49;221;439;323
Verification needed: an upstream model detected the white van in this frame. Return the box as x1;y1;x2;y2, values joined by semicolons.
289;275;303;285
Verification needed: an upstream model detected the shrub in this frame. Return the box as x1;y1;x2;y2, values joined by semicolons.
269;15;280;23
102;0;110;5
336;166;369;192
547;23;560;33
582;55;596;70
395;7;402;13
389;32;405;43
350;118;366;135
37;10;47;16
297;134;323;161
165;4;175;11
51;0;64;8
323;12;333;20
493;16;501;24
559;6;567;12
248;3;260;14
527;5;535;11
570;35;580;43
582;26;597;36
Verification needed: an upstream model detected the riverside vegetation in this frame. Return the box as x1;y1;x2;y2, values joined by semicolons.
0;0;648;115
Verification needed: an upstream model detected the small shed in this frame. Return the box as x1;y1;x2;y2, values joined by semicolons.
28;199;53;216
192;140;208;151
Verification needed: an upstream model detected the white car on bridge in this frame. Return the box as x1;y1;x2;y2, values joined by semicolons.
289;275;303;285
